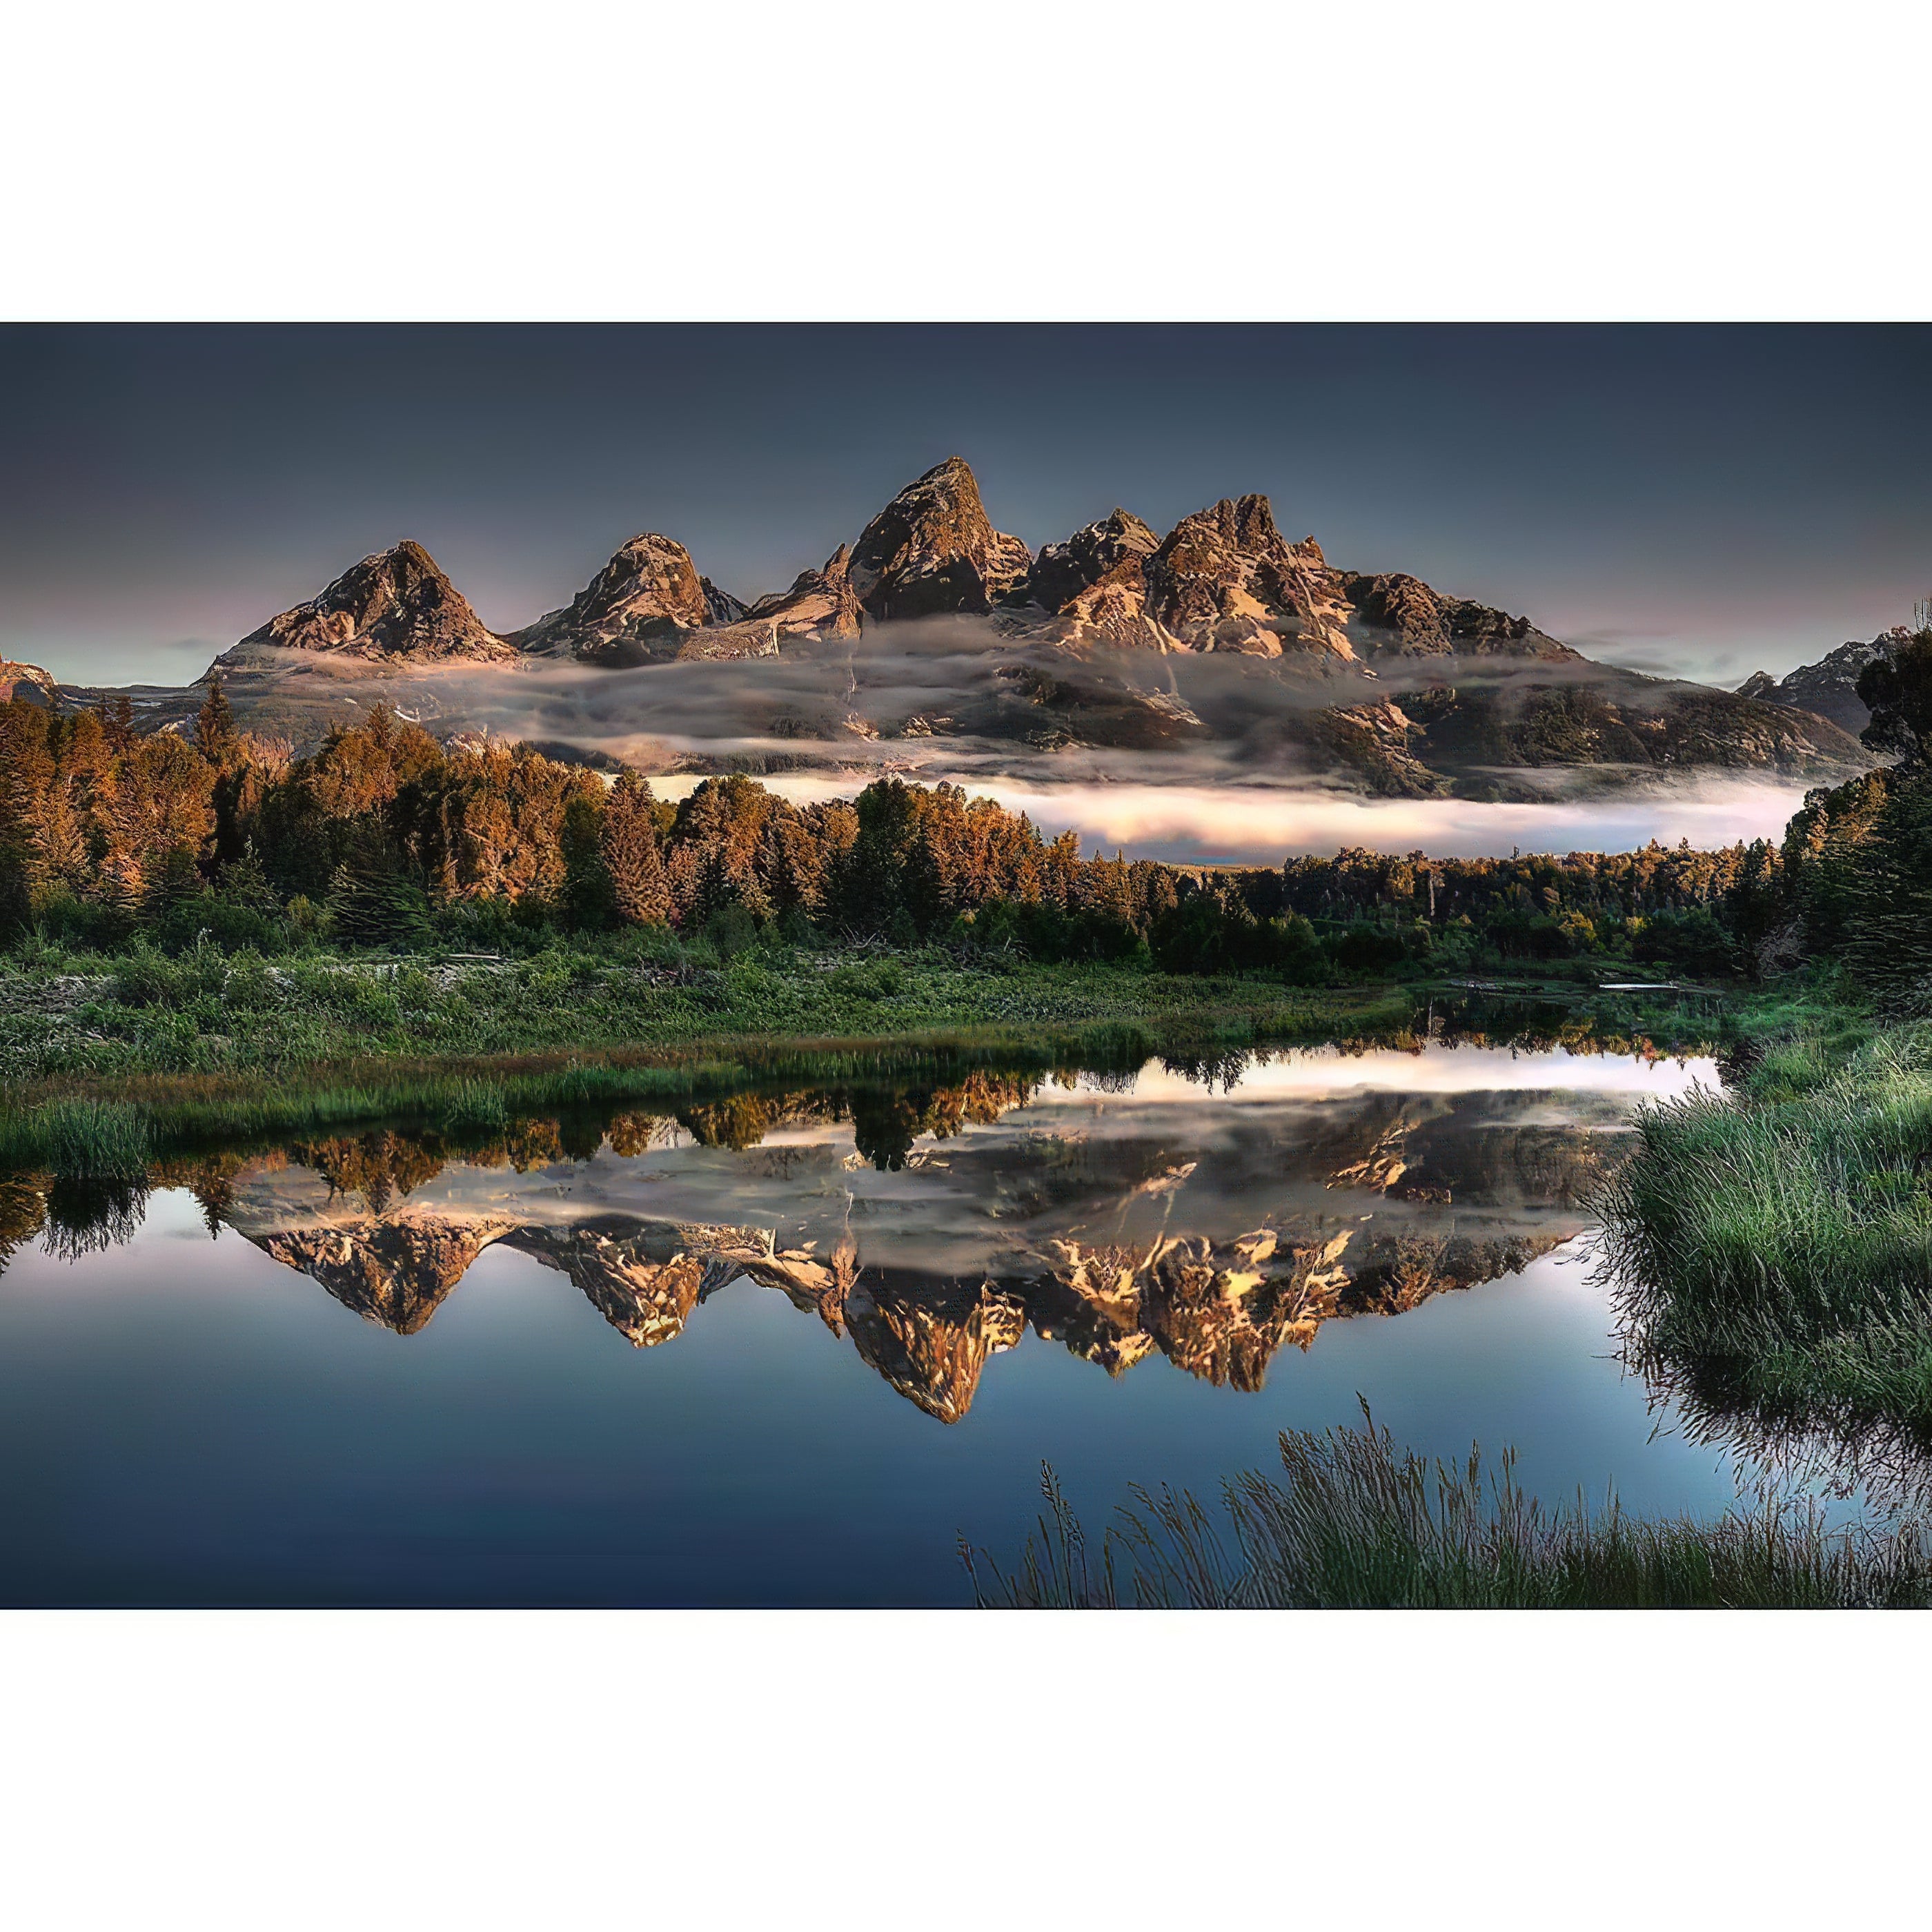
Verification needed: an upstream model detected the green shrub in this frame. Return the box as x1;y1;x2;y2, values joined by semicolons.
113;937;237;1008
827;959;905;1002
703;904;761;959
112;942;186;1008
28;889;130;952
285;895;327;943
326;867;431;949
1327;923;1410;976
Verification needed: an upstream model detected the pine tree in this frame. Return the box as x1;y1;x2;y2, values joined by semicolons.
216;840;278;912
98;692;137;756
195;676;239;767
600;773;671;926
560;793;615;929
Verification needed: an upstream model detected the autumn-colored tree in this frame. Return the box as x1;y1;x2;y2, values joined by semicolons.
0;702;56;928
600;772;670;925
0;687;1803;974
100;731;216;898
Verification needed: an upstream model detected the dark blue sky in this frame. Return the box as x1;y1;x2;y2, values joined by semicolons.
3;324;1927;686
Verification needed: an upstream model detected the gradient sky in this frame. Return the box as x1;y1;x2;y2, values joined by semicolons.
3;324;1927;688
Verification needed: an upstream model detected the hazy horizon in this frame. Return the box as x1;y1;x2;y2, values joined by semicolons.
3;323;1929;689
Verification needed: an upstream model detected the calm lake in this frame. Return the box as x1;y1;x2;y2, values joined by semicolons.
0;1012;1861;1606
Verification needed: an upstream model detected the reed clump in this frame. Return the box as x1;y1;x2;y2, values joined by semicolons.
6;1098;154;1179
962;1406;1930;1609
1597;1018;1932;1431
435;1078;510;1137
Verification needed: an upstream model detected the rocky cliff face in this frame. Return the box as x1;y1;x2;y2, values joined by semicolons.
671;621;781;662
1045;555;1174;650
702;578;749;626
844;1274;1027;1423
1019;509;1160;614
1017;502;1568;667
1314;698;1442;796
1401;669;1869;783
514;534;715;666
1736;627;1911;736
217;541;513;669
846;457;1033;620
1341;571;1580;663
1138;497;1356;658
509;1223;707;1348
1009;509;1172;651
745;544;865;641
1027;1220;1568;1394
0;661;59;707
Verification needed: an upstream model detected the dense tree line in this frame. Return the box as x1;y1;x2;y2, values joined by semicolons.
1260;839;1781;976
0;678;1796;978
0;684;1163;954
1778;624;1932;998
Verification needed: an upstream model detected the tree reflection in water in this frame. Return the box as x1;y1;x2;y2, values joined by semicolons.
1;1015;1728;1434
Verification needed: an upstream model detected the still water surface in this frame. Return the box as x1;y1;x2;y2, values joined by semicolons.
0;1032;1804;1606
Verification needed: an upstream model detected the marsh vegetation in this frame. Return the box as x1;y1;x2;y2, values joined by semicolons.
1593;629;1932;1449
963;1408;1932;1609
1599;1015;1932;1438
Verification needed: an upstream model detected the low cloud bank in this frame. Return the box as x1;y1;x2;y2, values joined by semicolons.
651;771;1816;864
208;640;1833;863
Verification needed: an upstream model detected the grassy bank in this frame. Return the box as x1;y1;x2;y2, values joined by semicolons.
1597;998;1932;1437
0;936;1424;1166
962;1408;1929;1609
0;920;1744;1170
0;932;1402;1085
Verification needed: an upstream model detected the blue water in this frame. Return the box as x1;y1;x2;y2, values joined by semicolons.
0;1043;1789;1606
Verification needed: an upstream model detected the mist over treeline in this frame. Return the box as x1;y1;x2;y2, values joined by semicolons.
0;678;1860;981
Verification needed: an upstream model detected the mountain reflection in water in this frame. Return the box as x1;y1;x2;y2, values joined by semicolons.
0;1035;1717;1428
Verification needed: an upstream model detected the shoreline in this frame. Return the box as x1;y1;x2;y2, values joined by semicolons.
0;966;1737;1172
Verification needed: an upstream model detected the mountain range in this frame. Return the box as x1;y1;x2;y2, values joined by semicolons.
191;455;1668;673
18;457;1882;799
1735;625;1914;737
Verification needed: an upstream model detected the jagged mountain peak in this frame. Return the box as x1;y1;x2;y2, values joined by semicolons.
1737;626;1914;736
253;1214;518;1334
216;540;513;670
1141;493;1354;660
513;531;713;667
701;578;748;626
1021;507;1160;615
1339;570;1579;664
744;541;863;642
847;457;1032;621
1215;492;1282;549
